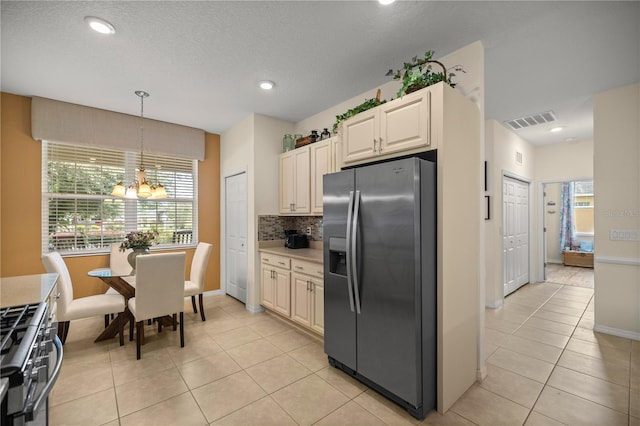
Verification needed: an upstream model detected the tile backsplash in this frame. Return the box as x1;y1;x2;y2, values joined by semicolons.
258;215;323;241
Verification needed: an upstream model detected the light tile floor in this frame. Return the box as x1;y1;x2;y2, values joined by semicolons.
545;263;594;288
50;282;639;425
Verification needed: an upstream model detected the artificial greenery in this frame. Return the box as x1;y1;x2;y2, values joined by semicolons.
390;50;461;98
120;230;158;251
332;96;387;134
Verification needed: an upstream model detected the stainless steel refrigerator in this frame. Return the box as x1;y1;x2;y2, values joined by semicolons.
323;157;436;420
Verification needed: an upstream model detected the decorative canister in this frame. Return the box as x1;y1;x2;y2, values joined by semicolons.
310;130;319;142
320;128;331;140
283;134;294;152
294;134;303;144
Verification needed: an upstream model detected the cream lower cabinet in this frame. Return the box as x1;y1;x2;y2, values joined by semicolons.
260;252;324;335
290;259;324;335
260;253;291;317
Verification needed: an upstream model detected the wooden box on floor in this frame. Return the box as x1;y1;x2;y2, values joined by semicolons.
563;251;594;268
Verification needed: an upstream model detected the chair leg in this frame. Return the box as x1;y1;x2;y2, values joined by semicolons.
129;312;134;341
179;312;184;348
198;294;206;321
104;314;109;328
158;318;162;333
191;296;197;313
172;313;177;331
57;321;70;345
118;312;124;346
136;321;142;360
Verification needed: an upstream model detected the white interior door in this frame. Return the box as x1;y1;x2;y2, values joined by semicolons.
225;172;248;303
503;176;530;296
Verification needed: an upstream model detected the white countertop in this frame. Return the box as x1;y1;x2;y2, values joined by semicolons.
0;273;59;308
258;241;323;263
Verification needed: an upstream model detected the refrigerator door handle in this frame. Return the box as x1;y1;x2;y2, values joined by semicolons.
352;190;362;314
345;190;356;313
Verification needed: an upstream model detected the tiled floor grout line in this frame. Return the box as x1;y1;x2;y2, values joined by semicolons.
522;286;597;425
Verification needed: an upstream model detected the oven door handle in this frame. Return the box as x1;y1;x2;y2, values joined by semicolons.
23;335;63;421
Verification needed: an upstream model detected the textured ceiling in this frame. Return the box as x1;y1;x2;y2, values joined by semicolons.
1;1;639;145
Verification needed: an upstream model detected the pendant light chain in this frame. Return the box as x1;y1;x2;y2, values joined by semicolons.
111;90;166;199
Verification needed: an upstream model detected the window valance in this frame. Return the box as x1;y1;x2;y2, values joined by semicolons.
31;96;205;160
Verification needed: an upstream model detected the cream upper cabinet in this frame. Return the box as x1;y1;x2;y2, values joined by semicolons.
341;108;378;164
310;139;332;214
341;84;446;166
279;146;310;214
331;135;342;172
379;89;431;155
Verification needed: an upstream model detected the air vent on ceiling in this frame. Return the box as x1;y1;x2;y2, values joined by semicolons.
504;111;557;131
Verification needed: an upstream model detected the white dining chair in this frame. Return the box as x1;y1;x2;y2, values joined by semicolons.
42;252;126;345
184;242;212;321
104;243;134;326
127;252;186;359
110;243;133;276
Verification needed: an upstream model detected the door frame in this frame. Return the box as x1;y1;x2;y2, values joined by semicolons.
221;168;248;298
501;171;533;298
537;177;593;282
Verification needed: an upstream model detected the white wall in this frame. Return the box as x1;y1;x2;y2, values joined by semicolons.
535;139;594;182
593;83;640;339
221;113;293;311
485;120;536;307
534;139;594;278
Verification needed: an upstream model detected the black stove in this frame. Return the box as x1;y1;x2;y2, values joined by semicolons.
1;302;62;426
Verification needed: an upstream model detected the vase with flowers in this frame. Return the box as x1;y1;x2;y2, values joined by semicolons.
120;230;158;274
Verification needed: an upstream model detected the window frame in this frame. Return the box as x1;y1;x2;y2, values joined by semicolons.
42;140;198;256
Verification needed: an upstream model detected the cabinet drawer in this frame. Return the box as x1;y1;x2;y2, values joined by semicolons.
261;253;291;270
291;259;324;280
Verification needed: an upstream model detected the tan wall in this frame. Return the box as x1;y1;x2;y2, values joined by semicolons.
593;83;640;337
1;92;221;297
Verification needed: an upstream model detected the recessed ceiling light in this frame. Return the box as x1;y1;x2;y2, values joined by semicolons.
379;0;396;4
85;16;116;35
259;81;275;90
550;126;564;133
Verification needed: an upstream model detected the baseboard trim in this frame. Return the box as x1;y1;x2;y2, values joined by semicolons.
246;304;265;314
593;324;640;341
485;299;504;309
202;289;224;297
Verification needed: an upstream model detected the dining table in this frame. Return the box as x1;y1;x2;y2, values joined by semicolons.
88;268;174;344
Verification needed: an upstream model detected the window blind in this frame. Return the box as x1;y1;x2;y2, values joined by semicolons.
42;141;197;255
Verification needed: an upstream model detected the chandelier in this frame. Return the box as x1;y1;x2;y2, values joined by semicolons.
111;91;167;199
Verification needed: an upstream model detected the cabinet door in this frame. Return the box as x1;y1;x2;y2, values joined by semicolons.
342;108;378;164
261;266;275;310
279;152;295;214
311;279;324;335
310;140;331;214
291;273;311;327
331;136;342;172
273;268;291;317
379;89;430;155
292;146;310;213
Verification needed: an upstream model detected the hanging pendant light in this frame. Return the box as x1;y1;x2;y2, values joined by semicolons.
111;90;167;199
